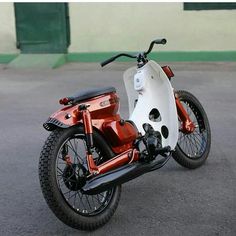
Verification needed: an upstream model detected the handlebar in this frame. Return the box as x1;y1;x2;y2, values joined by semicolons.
145;38;167;55
101;53;136;67
101;38;167;67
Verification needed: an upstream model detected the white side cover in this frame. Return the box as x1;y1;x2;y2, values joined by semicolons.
123;60;178;150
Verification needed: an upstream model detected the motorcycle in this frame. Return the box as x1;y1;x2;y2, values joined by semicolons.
39;39;211;231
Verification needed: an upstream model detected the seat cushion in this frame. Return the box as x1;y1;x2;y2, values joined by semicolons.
70;87;116;104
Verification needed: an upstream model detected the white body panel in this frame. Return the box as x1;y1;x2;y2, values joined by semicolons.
123;60;178;150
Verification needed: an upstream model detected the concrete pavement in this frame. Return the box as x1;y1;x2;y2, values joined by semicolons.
0;62;235;236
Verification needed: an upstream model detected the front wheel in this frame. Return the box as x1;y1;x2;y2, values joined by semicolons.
39;126;121;231
172;90;211;169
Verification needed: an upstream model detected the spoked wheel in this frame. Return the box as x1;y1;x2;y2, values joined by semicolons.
172;90;211;169
39;126;121;231
56;134;114;216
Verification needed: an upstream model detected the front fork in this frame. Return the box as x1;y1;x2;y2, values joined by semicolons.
175;93;195;134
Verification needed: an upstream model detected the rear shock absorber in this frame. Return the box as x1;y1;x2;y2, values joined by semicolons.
79;104;98;174
79;104;93;151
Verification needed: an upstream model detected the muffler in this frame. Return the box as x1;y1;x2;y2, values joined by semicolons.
82;156;170;195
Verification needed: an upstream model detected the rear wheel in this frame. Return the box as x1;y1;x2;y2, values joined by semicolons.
172;90;211;169
39;126;121;231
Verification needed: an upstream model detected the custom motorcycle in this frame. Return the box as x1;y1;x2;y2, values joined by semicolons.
39;39;211;230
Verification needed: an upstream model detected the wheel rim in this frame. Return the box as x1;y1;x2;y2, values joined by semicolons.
177;101;208;159
55;134;114;216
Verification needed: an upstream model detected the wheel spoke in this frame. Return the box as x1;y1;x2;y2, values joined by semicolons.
66;142;84;164
67;191;78;201
78;192;88;210
57;166;64;174
188;135;199;154
191;134;203;149
177;99;208;159
85;194;93;211
56;135;113;216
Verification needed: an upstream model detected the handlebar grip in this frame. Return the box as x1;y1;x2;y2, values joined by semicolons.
101;56;116;67
153;38;167;45
101;53;137;67
145;38;167;55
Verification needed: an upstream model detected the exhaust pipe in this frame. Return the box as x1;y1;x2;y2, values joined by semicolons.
82;156;170;195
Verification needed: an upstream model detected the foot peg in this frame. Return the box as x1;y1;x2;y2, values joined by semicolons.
155;146;171;156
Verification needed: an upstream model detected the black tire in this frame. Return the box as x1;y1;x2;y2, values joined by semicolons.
39;126;121;231
172;90;211;169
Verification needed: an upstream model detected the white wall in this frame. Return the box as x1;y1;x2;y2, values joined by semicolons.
0;3;19;54
0;3;235;54
69;2;236;53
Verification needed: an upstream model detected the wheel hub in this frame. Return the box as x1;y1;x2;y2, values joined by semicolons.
181;119;196;134
63;164;86;191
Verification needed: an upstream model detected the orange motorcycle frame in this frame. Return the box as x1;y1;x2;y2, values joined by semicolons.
44;90;194;176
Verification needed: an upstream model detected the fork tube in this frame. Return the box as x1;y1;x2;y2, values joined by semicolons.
175;93;195;133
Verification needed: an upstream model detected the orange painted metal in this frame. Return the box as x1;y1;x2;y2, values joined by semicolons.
50;92;120;128
175;94;195;134
162;66;174;78
87;153;99;173
111;143;134;154
82;109;93;134
48;91;138;154
102;120;139;147
59;97;70;105
97;148;140;174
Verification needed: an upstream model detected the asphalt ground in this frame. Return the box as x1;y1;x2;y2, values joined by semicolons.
0;62;236;236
